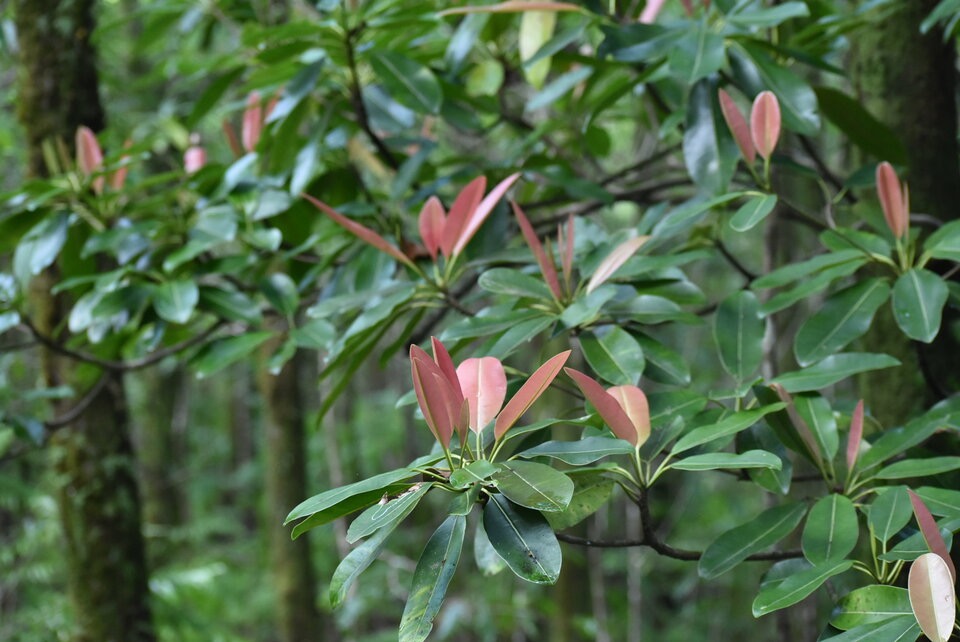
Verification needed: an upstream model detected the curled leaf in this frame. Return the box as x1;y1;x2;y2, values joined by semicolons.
303;194;415;268
908;490;957;582
418;197;446;261
75;126;104;194
242;92;264;152
846;399;864;474
564;368;638;446
457;357;507;433
512;201;563;300
495;350;572;439
750;91;781;161
908;553;956;642
719;89;756;164
585;236;649;294
876;162;909;239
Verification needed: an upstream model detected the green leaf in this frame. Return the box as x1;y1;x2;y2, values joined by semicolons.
668;24;724;84
519;9;556;89
369;51;443;114
328;525;396;608
492;461;573;513
398;515;465;642
802;494;858;565
683;78;736;195
482;494;561;584
260;273;299;319
771;353;900;393
474;518;506;576
671;404;785;455
728;2;809;27
868;486;912;544
579;327;645;386
699;502;806;579
753;250;866;289
730;43;819;135
713;290;764;384
914;487;960;517
793;393;838;463
291;484;412;540
891;269;948;343
517;437;634;465
635;334;691;385
198;286;263;325
820;616;920;642
923;219;960;262
831;586;913;631
154;279;198;325
760;262;866;315
544;472;615;531
347;483;431;543
285;468;420;524
13;212;69;286
478;268;554;300
525;66;593;112
752;559;853;617
880;519;959;563
814;86;906;164
192;332;273;379
794;278;891;366
292;318;336;350
668;450;781;472
652;192;746;241
449;460;500;489
730;194;777;231
875;456;960;480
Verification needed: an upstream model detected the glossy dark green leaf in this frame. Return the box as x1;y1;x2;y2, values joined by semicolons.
858;395;960;471
814;86;906;164
699;502;806;579
544;472;615;531
752;559;853;617
730;43;819;135
518;437;634;465
154;279;198;325
198;286;263;325
760;262;866;315
369;51;442;114
526;65;594;111
635;333;691;385
260;273;299;319
794;278;891;366
668;24;724;84
891;269;948;343
651;192;745;241
923;219;960;262
347;483;431;543
329;525;395;608
449;460;500;490
793;393;838;463
683;78;737;195
483;494;561;584
830;586;913;631
668;450;781;472
579;327;645;385
753;250;866;290
875;456;960;480
914;487;960;517
13;212;69;286
478;267;554;301
868;486;912;544
474;518;506;576
880;519;958;563
672;404;784;454
771;353;900;393
730;194;777;231
285;468;420;524
728;2;809;27
820;616;920;641
492;461;573;513
802;494;858;565
192;332;273;379
714;290;764;383
291;484;412;540
398;515;465;642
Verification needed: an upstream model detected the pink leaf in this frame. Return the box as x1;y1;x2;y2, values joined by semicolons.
242;92;263;153
303;194;415;268
184;146;207;174
876;162;909;239
457;357;507;433
772;384;822;465
512;201;563;299
608;385;651;447
908;553;956;642
846;400;864;473
585;236;649;294
439;1;583;15
719;89;756;164
75;126;105;194
561;214;574;292
411;346;460;448
108;139;132;191
909;490;957;582
431;337;463;402
639;0;667;23
418;196;446;261
452;173;522;256
222;121;243;157
441;176;486;258
750;91;781;161
565;368;639;445
494;350;571;439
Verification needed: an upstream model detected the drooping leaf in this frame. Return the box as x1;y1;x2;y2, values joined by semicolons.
517;437;634;465
369;51;443;114
891;268;948;343
730;193;777;231
699;502;806;579
830;585;912;631
474;519;506;576
752;559;853;617
483;494;561;584
492;461;573;512
329;525;396;608
347;483;432;543
494;350;571;439
771;353;900;393
714;290;764;384
908;553;956;642
668;450;781;472
579;327;645;386
802;494;858;565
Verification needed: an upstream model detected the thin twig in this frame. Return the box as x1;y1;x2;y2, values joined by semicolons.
44;374;108;431
716;240;758;281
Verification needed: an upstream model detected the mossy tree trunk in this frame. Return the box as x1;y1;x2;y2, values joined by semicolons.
13;1;155;640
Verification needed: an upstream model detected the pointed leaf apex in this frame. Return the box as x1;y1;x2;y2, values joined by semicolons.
419;196;446;261
750;91;781;161
303;194;415;268
718;88;756;164
876;162;909;239
76;126;105;194
494;350;571;439
586;236;649;294
846;400;864;473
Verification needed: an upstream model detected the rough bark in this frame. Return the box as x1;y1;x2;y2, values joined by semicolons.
257;348;323;642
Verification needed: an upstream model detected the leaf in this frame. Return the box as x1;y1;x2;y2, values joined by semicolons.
369;51;442;114
511;201;562;299
635;333;691;385
915;487;960;518
793;393;838;463
802;494;858;565
668;24;724;84
668;450;781;472
13;212;69;286
303;194;414;268
814;86;906;164
909;490;957;582
285;467;421;524
478;268;554;301
482;494;561;584
714;290;764;384
564;368;637;445
585;236;649;294
517;437;634;465
456;357;507;433
753;250;866;289
671;404;785;455
752;559;853;617
718;88;756;163
347;483;431;543
771;353;900;393
728;2;809;27
492;461;573;512
891;269;948;343
880;519;959;563
750;91;781;161
474;519;506;576
438;2;583;15
923;219;960;262
198;286;262;325
794;278;891;366
452;173;521;256
908;553;956;642
876;457;960;480
579;327;645;386
683;78;736;195
526;65;594;111
494;350;571;439
830;586;913;631
329;525;396;608
820;616;920;642
411;347;460;448
544;472;615;530
730;43;819;135
449;460;500;489
441;177;486;258
398;515;466;642
699;502;807;579
519;10;556;89
192;332;273;379
291;485;412;540
154;279;198;325
730;193;777;231
868;486;913;544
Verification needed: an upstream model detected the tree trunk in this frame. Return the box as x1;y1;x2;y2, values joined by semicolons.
14;1;155;640
257;348;323;642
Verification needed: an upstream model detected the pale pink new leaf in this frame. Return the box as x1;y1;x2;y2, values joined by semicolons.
585;236;650;294
608;385;651;447
908;553;956;642
184;146;207;174
419;197;446;261
457;357;507;433
431;337;463;402
846;400;864;474
494;350;571;439
639;0;667;23
512;201;562;299
441;176;486;257
303;194;415;268
452;173;522;256
909;490;957;582
565;368;638;445
242;92;263;152
411;346;460;448
439;2;582;15
75;126;105;194
750;91;781;161
718;89;756;164
876;162;909;239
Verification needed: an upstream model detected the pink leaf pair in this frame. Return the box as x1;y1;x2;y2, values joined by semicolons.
565;368;650;447
76;126;129;193
876;162;910;239
586;236;650;294
718;89;781;163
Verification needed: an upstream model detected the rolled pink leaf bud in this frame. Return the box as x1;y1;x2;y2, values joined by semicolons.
876;161;909;239
750;91;781;161
639;0;666;23
241;92;263;153
76;125;105;194
718;88;756;164
184;146;207;174
108;139;132;191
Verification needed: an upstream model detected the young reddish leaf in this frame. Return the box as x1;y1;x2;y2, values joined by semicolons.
184;145;207;174
908;553;956;642
608;385;651;447
441;176;486;258
75;126;105;194
452;173;522;256
639;0;667;22
494;350;571;439
242;92;263;152
457;357;507;433
876;162;909;239
303;194;415;268
431;337;463;401
772;384;822;465
418;196;446;261
108;139;132;191
909;490;957;582
560;214;574;293
750;91;781;161
512;201;563;299
585;236;650;294
565;368;638;445
846;399;864;474
222;120;243;157
680;0;694;16
719;89;756;164
411;346;460;448
438;1;582;15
